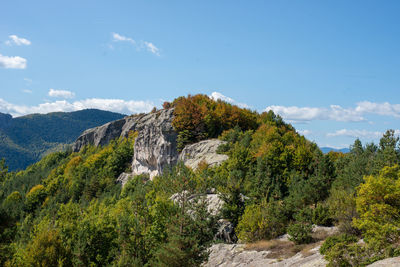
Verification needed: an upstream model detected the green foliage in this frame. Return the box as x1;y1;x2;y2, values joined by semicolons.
1;94;400;266
287;222;312;244
320;234;358;256
236;200;288;242
312;203;333;226
171;94;259;150
353;165;400;247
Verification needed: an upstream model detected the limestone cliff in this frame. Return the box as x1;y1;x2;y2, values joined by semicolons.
72;108;228;180
72;109;178;179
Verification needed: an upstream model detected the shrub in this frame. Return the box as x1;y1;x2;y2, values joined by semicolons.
287;222;312;244
312;204;333;226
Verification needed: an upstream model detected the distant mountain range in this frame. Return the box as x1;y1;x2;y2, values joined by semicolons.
320;147;350;154
0;109;125;171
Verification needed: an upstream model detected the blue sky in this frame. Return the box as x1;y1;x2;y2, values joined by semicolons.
1;0;399;148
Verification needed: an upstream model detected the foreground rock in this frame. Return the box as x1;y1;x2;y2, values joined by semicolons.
204;243;327;267
179;139;228;170
367;257;400;266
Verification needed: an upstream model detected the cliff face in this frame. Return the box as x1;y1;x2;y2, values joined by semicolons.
72;108;228;180
72;109;178;179
130;109;178;179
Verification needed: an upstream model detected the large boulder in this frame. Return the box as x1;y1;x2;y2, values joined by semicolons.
179;139;228;170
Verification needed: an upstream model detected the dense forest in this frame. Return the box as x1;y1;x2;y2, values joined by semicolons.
0;109;124;171
0;94;399;266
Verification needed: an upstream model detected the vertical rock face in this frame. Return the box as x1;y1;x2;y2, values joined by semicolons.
72;109;178;179
131;109;178;179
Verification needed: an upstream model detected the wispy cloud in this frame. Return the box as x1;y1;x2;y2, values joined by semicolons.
22;89;32;94
265;101;400;123
0;54;27;69
112;32;135;44
5;35;31;46
48;89;75;99
209;91;249;109
111;32;160;56
0;98;155;117
326;129;400;138
143;41;160;56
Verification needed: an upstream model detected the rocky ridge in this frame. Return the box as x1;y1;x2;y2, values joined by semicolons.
72;108;228;180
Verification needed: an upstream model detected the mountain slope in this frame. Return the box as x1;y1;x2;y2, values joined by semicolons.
0;109;125;170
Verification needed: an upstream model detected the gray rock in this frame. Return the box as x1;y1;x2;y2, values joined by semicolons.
72;109;178;180
215;219;237;244
131;109;178;179
170;190;225;216
72;116;135;152
179;139;228;170
204;243;327;267
367;257;400;266
116;172;133;186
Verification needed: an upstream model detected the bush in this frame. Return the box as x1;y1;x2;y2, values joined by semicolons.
320;234;358;255
236;200;287;242
312;204;333;226
287;222;312;244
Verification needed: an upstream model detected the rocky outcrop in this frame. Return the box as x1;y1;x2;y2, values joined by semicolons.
72;109;178;179
116;172;133;186
72;108;228;181
72;118;128;152
131;109;178;179
170;190;225;216
367;257;400;266
215;220;237;244
204;243;327;267
179;139;228;170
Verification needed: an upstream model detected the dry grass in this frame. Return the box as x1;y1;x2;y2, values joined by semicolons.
244;230;332;259
245;240;301;259
312;229;330;241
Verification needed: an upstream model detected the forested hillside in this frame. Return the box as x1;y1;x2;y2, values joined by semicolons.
0;109;125;171
0;95;399;266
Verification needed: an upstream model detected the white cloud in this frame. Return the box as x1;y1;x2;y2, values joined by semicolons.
48;89;75;99
0;98;155;117
7;35;31;46
22;89;32;94
144;41;160;56
209;91;250;108
265;101;400;123
355;101;400;118
0;54;27;69
327;129;387;138
111;32;160;56
112;32;136;44
298;129;312;136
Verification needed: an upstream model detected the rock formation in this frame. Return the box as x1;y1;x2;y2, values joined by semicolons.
204;243;327;267
73;108;228;181
73;109;178;179
131;109;178;179
179;139;228;170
